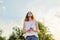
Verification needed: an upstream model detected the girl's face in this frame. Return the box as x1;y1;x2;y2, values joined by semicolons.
28;12;33;17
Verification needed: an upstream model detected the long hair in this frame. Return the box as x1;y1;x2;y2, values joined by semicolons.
24;11;35;21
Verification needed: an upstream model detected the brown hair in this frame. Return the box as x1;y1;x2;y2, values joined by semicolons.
24;11;35;21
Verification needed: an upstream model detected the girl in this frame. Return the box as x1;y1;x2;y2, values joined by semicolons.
22;11;39;40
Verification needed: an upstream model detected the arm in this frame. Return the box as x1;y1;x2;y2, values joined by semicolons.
33;21;40;32
22;21;26;34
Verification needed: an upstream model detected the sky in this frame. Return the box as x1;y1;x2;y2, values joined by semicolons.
0;0;60;40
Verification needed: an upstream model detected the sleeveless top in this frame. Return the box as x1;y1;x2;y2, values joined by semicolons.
23;20;38;38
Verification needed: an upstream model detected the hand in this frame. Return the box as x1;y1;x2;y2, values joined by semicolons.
26;27;33;32
26;29;31;32
30;27;33;31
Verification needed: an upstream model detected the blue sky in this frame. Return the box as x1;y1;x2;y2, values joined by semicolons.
0;0;60;20
0;0;60;40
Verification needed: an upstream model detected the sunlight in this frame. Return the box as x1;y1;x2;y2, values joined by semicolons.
43;7;60;40
31;7;60;40
0;0;60;40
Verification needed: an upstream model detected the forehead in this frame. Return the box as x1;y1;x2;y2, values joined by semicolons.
28;12;32;14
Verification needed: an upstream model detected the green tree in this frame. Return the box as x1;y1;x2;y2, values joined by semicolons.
8;21;54;40
8;32;16;40
38;22;54;40
0;30;6;40
8;27;25;40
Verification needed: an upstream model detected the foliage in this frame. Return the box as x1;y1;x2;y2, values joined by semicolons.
8;21;54;40
0;30;6;40
8;27;25;40
38;22;54;40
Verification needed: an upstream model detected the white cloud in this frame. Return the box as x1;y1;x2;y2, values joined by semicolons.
43;7;60;40
0;1;4;4
0;20;22;39
0;0;60;40
2;6;6;13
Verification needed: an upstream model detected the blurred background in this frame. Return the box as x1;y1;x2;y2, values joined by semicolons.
0;0;60;40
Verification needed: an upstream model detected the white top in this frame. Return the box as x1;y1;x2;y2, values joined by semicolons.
23;20;38;38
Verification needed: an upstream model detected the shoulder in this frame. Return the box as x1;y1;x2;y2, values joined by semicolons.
23;21;28;23
23;21;29;24
23;21;25;25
